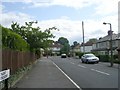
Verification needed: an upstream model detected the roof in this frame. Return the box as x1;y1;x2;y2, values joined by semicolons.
50;42;62;48
97;34;119;43
81;42;93;46
71;44;80;49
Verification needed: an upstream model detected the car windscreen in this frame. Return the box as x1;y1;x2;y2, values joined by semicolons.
85;54;95;58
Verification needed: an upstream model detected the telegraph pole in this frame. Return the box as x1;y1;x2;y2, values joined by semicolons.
82;21;85;53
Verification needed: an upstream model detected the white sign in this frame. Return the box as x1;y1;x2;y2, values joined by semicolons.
0;69;10;82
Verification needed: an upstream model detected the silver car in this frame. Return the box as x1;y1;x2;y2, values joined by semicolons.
81;54;99;63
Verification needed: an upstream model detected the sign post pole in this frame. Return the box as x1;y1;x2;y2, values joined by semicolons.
0;69;10;90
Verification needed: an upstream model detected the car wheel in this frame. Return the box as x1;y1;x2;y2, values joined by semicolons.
96;61;99;63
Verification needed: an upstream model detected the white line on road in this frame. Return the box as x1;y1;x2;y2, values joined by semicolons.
78;65;87;68
51;61;81;90
91;69;110;75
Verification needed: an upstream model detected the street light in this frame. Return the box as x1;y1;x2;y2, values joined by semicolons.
103;22;113;67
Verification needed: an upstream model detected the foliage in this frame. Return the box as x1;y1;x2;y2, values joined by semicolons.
1;25;29;51
75;52;84;58
11;21;57;52
87;38;97;43
60;43;70;55
58;37;69;45
58;37;70;55
73;41;79;47
96;55;110;62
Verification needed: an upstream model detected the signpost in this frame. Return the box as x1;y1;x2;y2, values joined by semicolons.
0;69;10;90
0;69;10;82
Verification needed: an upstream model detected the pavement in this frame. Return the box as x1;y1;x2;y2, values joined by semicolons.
12;57;79;89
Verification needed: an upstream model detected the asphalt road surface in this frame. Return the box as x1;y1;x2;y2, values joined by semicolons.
13;56;119;90
50;56;119;89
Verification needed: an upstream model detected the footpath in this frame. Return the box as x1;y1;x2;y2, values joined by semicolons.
12;57;78;89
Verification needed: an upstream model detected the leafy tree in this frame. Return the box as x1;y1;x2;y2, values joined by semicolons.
87;38;97;43
58;37;69;45
58;37;70;55
73;41;79;47
11;21;57;52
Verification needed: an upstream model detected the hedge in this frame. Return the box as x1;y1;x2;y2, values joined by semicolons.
1;25;29;51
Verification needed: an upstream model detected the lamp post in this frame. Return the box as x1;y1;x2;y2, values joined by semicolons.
103;22;113;67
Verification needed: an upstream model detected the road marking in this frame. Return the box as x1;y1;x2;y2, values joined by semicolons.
91;69;110;75
78;65;87;68
51;61;81;90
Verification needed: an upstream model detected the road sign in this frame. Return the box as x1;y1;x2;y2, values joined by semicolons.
0;69;10;82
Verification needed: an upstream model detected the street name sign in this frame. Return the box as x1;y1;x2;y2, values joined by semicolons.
0;69;10;82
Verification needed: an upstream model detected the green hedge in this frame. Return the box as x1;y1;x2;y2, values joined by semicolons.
75;52;84;58
96;54;120;63
1;25;29;51
96;55;110;62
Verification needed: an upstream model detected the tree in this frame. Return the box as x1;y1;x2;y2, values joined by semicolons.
58;37;70;55
73;41;79;47
87;38;97;43
11;21;57;52
58;37;69;45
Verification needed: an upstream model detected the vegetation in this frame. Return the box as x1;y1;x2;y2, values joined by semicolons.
11;21;57;52
58;37;70;55
1;25;29;51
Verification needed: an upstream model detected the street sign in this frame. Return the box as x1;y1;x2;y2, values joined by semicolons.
0;69;10;82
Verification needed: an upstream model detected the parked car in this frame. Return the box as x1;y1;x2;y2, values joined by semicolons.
81;53;99;63
61;54;67;58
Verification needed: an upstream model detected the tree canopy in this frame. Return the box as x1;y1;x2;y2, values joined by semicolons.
58;37;69;45
58;37;70;55
10;21;57;51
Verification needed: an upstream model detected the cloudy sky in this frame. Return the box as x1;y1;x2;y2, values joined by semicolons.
0;0;119;45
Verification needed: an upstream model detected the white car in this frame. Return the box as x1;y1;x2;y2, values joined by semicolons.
61;54;67;58
81;54;99;63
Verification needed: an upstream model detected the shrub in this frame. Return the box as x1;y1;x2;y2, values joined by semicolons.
75;52;84;58
1;25;29;51
96;55;110;62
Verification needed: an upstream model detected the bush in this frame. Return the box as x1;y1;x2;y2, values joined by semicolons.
96;55;110;62
75;52;84;58
1;25;29;51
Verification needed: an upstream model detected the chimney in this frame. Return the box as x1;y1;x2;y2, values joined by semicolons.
108;30;113;36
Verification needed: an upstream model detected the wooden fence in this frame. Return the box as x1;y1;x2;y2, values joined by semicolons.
2;49;37;75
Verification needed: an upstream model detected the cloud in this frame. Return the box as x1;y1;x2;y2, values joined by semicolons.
1;0;118;44
0;10;118;44
36;15;118;44
94;0;118;16
2;0;118;15
0;12;34;27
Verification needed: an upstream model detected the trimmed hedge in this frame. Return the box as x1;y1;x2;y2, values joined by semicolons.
96;54;120;64
1;25;29;51
96;55;110;62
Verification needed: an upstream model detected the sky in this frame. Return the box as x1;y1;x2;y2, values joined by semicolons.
0;0;119;45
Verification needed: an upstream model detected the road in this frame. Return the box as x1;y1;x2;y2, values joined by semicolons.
50;56;119;89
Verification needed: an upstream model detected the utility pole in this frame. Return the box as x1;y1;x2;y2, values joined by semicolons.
82;21;85;53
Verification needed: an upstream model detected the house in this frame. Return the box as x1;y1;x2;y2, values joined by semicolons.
71;44;80;53
50;42;62;55
70;44;80;57
92;30;120;55
80;42;93;53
